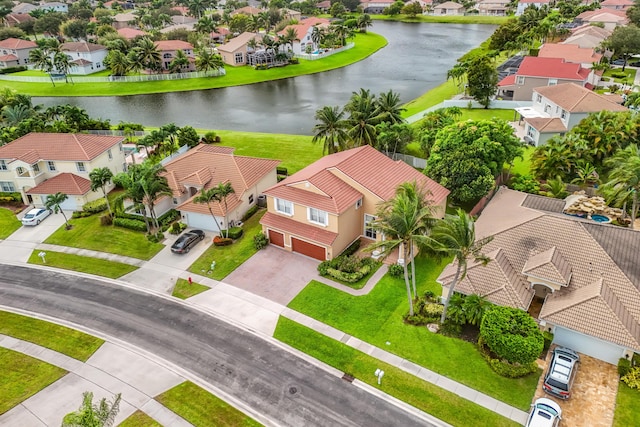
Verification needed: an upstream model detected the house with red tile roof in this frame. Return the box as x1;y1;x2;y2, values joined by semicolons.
538;43;603;68
601;0;633;11
575;8;628;30
117;27;148;40
515;0;550;15
277;17;330;55
261;145;449;261
3;13;35;28
112;12;137;30
159;144;280;231
217;32;263;66
562;24;613;50
432;1;465;15
0;38;37;69
438;186;640;364
155;40;195;72
497;56;592;101
0;133;126;209
61;42;108;75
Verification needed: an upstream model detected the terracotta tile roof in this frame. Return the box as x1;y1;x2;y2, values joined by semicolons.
265;145;449;213
0;37;36;50
0;133;123;163
164;144;280;217
524;117;567;133
217;32;261;53
577;8;628;20
498;74;516;87
278;17;330;41
570;24;612;38
117;28;147;39
538;43;602;64
516;57;591;81
113;12;136;22
155;40;194;51
61;41;106;53
231;6;264;15
534;83;628;113
601;0;633;5
261;211;338;245
522;246;572;286
0;54;18;62
5;13;35;25
26;173;91;196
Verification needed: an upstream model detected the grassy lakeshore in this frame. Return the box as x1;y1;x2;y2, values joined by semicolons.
372;14;508;25
1;33;386;97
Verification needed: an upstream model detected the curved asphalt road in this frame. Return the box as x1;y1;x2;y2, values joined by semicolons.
0;264;433;427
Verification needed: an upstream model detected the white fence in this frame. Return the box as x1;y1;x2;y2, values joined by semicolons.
295;43;355;61
386;153;427;169
0;69;225;83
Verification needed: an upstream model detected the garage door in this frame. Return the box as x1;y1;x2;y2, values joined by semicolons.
553;326;625;365
185;213;220;232
59;196;77;211
292;237;325;261
269;230;284;247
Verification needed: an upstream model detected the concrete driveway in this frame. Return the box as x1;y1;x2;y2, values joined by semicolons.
0;211;69;263
223;245;322;305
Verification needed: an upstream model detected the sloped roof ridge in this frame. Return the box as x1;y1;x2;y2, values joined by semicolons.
601;281;640;345
543;278;604;317
73;134;90;160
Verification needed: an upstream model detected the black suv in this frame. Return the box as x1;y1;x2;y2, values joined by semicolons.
171;229;205;254
543;347;580;399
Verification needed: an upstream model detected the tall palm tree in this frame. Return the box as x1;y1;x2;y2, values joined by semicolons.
105;49;131;76
62;392;121;427
29;48;56;86
345;89;381;147
425;209;493;323
213;182;235;237
193;187;224;232
602;144;640;229
45;192;71;229
375;90;405;125
139;162;172;229
280;27;298;53
195;48;224;72
312;105;349;154
113;165;151;232
133;37;161;73
368;182;435;316
53;51;72;83
89;167;114;215
357;13;372;33
195;15;217;35
169;49;190;73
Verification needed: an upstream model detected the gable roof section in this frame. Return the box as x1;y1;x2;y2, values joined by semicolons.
117;28;147;39
155;40;193;51
524;117;567;133
61;41;106;53
218;32;261;53
517;57;590;80
534;83;627;113
576;8;628;21
0;133;123;163
0;37;36;50
538;43;602;64
261;211;338;245
26;172;91;196
278;17;330;41
522;246;572;286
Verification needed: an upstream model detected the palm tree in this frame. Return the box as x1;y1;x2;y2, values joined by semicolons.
45;192;71;229
193;187;224;232
89;167;114;216
195;15;217;35
62;392;121;427
280;27;299;53
105;49;131;76
195;48;224;73
357;13;372;33
311;25;324;49
462;294;491;326
53;51;72;83
375;90;406;125
571;162;599;189
540;176;568;199
133;37;161;73
602;144;640;229
368;182;435;316
312;106;349;154
29;48;56;86
169;50;190;74
2;104;33;126
187;0;206;19
139;162;172;229
213;182;235;237
113;165;151;232
345;89;381;147
425;209;493;323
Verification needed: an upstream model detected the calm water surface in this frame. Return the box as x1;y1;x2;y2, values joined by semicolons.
35;22;495;135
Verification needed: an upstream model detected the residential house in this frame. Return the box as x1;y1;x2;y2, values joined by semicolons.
316;0;331;12
278;17;330;55
562;25;612;50
515;0;550;15
0;38;37;69
11;3;38;15
161;144;280;231
231;6;264;16
112;12;137;30
210;27;231;43
117;28;148;40
601;0;633;11
574;8;628;30
4;13;35;28
514;83;627;146
497;57;591;101
432;1;465;15
217;32;262;66
281;8;302;20
437;187;640;365
0;133;126;209
538;43;603;85
476;0;510;15
360;0;395;14
38;2;68;13
260;145;449;261
155;40;196;72
61;41;108;75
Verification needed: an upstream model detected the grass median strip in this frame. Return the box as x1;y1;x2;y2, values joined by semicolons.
0;347;67;415
156;381;263;427
28;250;138;279
0;310;104;361
172;278;209;300
0;207;21;239
119;410;162;427
274;317;519;427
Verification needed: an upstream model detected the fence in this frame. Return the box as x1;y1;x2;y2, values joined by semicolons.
0;69;225;83
88;130;147;137
387;153;427;169
295;43;355;61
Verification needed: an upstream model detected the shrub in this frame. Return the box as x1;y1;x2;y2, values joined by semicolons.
542;331;554;352
621;366;640;389
71;211;93;219
82;198;107;214
201;131;218;144
340;240;361;257
147;233;160;242
480;306;544;365
100;214;113;226
169;222;187;235
439;321;462;337
318;260;330;276
115;122;144;131
388;263;404;277
158;209;180;226
221;226;243;239
611;71;627;79
478;336;538;378
254;232;269;250
509;174;540;194
242;205;259;221
115;212;145;221
619;357;632;378
113;217;147;232
213;236;233;246
0;66;27;74
445;293;467;325
276;166;288;176
0;192;22;202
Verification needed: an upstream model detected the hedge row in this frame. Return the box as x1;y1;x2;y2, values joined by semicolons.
82;198;107;214
325;264;372;283
113;217;147;232
478;336;538;378
0;192;22;202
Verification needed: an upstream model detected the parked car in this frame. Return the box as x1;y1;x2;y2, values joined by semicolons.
526;398;562;427
628;61;640;68
543;347;580;399
171;229;205;254
21;208;51;226
611;58;626;66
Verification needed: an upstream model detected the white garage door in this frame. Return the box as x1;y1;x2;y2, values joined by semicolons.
553;326;625;365
184;212;220;232
58;196;77;211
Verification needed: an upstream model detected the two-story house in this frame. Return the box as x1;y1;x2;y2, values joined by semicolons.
515;83;627;146
217;32;263;66
155;40;195;72
538;43;603;85
278;17;330;55
0;38;37;69
360;0;395;13
515;0;550;15
574;8;628;30
497;56;592;101
562;24;612;49
601;0;634;11
260;145;449;261
476;0;510;15
432;1;465;15
0;133;126;209
60;42;108;75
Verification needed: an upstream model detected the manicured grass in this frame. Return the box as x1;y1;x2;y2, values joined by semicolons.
189;210;265;280
614;384;640;427
604;67;637;84
509;145;534;176
0;310;104;361
458;108;514;122
286;255;540;410
156;381;262;427
1;33;386;97
403;79;459;118
322;262;383;290
0;207;21;239
372;14;509;25
44;215;164;260
274;318;518;427
27;250;138;279
119;410;162;427
0;347;67;415
172;278;210;300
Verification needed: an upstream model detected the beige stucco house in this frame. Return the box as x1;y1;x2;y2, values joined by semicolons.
433;1;465;15
0;133;126;210
217;32;262;66
155;40;196;72
260;145;449;261
0;38;36;69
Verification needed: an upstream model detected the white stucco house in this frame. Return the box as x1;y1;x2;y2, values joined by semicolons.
60;42;108;75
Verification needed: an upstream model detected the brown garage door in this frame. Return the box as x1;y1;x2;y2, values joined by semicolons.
269;230;284;247
292;238;326;261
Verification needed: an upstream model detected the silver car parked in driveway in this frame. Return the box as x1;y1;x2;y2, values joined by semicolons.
543;347;580;399
21;208;51;226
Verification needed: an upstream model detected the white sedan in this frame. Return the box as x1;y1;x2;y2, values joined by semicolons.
21;208;51;226
526;398;562;427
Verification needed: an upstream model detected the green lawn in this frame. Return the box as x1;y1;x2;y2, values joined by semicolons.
0;347;67;415
372;14;509;25
274;318;518;427
189;210;265;280
614;384;640;427
119;411;162;427
172;278;210;299
403;79;459;118
509;145;534;176
458;108;514;122
0;310;104;361
286;256;540;410
604;67;637;84
0;207;21;239
27;250;138;279
2;33;386;97
44;215;164;260
156;381;262;427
